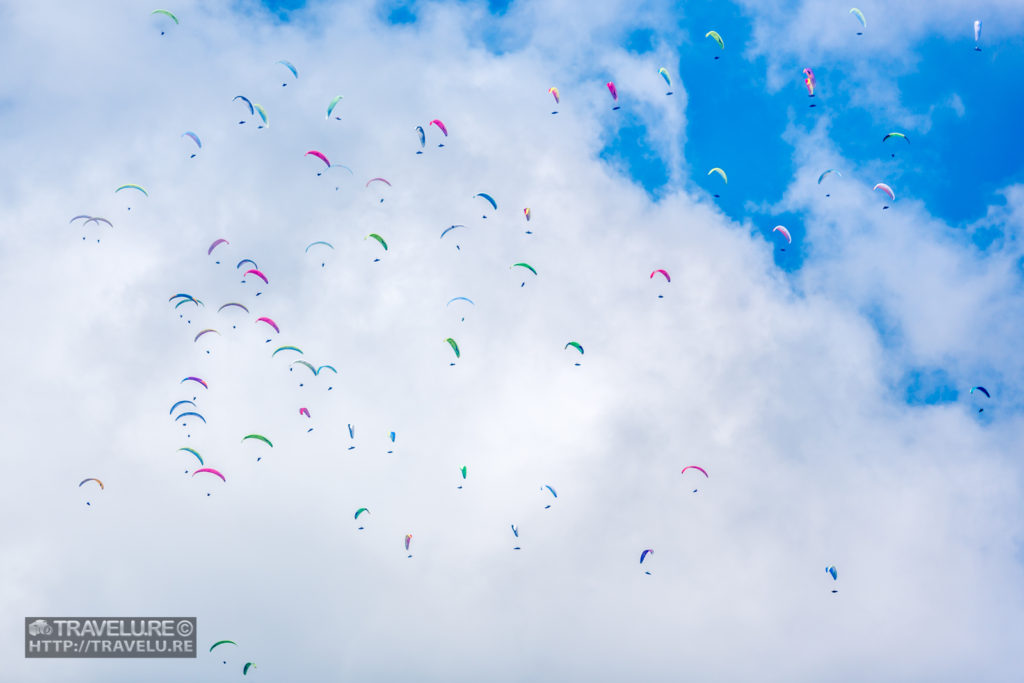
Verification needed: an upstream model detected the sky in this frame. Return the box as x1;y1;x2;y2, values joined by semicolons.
1;0;1023;680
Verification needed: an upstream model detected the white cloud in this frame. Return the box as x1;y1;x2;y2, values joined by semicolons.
1;2;1022;681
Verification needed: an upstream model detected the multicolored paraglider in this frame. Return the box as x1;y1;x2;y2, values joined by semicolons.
803;68;816;103
430;119;448;147
640;548;654;574
548;86;560;114
705;30;724;56
565;341;583;366
849;8;866;35
873;182;895;208
818;169;841;196
772;225;792;249
326;95;343;120
444;337;460;363
659;67;673;95
181;131;201;157
607;82;620;110
277;59;298;86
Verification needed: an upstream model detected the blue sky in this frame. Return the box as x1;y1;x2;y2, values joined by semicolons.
2;1;1023;680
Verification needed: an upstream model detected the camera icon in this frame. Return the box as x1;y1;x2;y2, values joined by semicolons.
28;620;52;636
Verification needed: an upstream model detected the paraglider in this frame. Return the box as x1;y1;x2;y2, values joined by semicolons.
79;478;104;490
548;86;559;114
291;360;316;375
803;68;816;104
818;169;841;196
182;131;201;157
542;484;557;508
474;192;497;218
430;119;447;146
192;468;226;482
974;20;982;51
681;465;708;492
415;126;425;153
305;150;330;174
115;184;148;197
277;59;298;86
607;81;620;110
650;269;671;283
272;345;303;357
169;400;195;415
233;95;254;124
826;565;838;592
873;182;895;208
971;386;990;412
366;177;390;202
256;317;280;334
708;167;727;184
152;9;178;34
659;67;673;95
445;337;460;361
440;224;465;241
174;411;206;424
193;329;219;343
772;225;792;245
883;132;909;157
306;241;334;267
511;262;537;286
208;238;228;255
236;258;257;270
244;662;256;676
849;8;866;34
405;533;413;557
242;435;271;461
326;95;343;119
181;376;208;389
178;447;203;466
565;341;583;366
705;30;724;56
355;507;369;519
170;293;202;308
243;268;269;284
209;640;237;652
365;234;387;261
708;167;727;197
882;132;909;144
299;407;310;418
523;207;531;222
640;548;654;574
